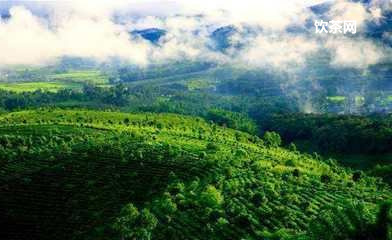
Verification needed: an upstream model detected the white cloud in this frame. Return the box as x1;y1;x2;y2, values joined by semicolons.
0;5;151;66
327;1;369;28
0;6;59;65
176;0;311;30
0;0;389;70
326;37;387;68
240;35;319;69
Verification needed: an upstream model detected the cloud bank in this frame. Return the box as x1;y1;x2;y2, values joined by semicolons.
0;0;390;70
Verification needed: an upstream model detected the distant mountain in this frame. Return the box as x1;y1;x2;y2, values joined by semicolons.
0;8;10;20
309;1;333;15
131;28;166;44
210;25;238;51
209;25;260;52
130;25;249;52
365;11;392;45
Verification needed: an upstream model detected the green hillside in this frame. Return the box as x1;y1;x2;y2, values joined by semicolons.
48;70;109;85
0;81;83;93
0;70;109;93
0;109;390;240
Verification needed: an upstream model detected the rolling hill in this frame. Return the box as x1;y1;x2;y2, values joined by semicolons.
0;109;390;239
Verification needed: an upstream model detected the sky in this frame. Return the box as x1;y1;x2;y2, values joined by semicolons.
0;0;391;69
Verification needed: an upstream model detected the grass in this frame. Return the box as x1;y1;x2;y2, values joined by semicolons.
8;65;42;72
326;96;346;103
0;70;110;92
48;70;109;84
0;81;83;92
355;96;365;106
187;78;215;90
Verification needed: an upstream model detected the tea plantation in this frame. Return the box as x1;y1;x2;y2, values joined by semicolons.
0;109;390;240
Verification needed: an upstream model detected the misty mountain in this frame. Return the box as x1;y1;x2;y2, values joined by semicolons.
365;11;392;45
309;1;333;15
131;28;167;44
210;25;239;51
209;24;262;52
310;0;392;44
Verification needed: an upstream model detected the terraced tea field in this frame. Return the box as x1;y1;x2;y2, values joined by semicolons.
0;109;390;240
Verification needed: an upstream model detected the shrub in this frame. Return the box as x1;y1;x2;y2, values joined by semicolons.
206;142;219;152
293;169;300;177
200;185;224;208
216;217;229;228
352;171;362;182
199;151;207;159
156;122;163;129
235;148;248;157
321;174;332;183
209;209;222;221
234;214;251;230
252;192;266;206
285;159;296;167
288;142;297;151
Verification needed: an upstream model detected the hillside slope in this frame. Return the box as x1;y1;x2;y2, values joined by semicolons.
0;109;390;240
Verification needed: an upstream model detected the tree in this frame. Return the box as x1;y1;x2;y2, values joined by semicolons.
308;200;392;240
263;131;281;147
374;201;392;240
113;203;158;240
113;203;139;240
153;193;177;217
206;109;258;134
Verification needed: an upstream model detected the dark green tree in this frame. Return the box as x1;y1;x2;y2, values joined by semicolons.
113;203;158;240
